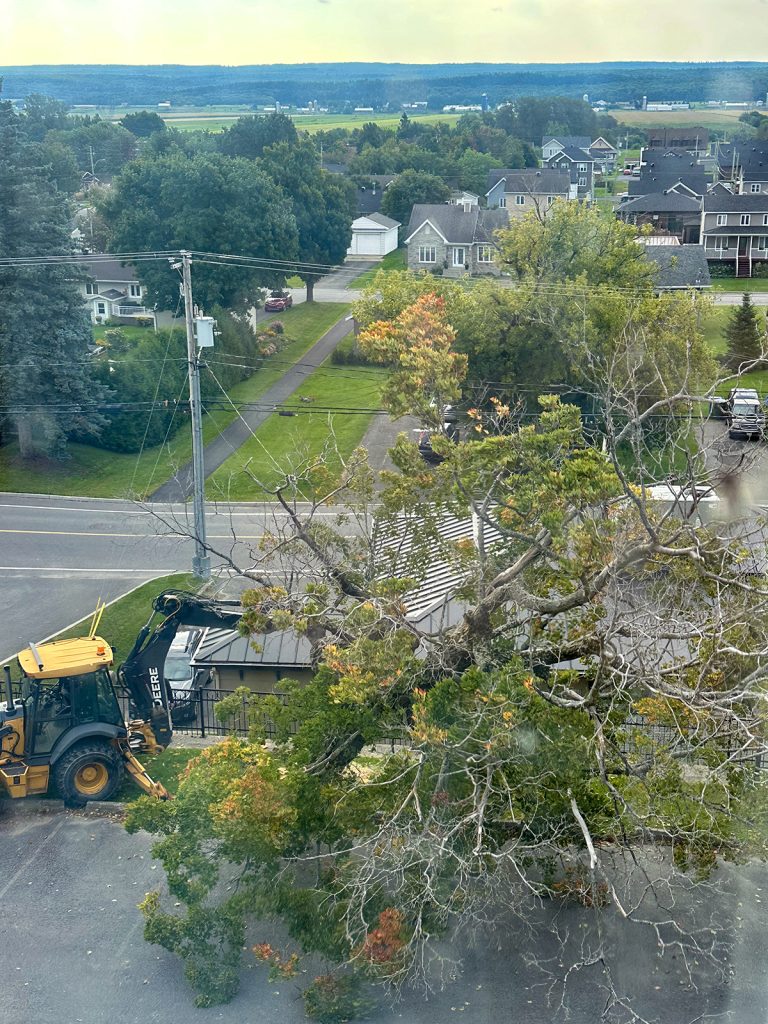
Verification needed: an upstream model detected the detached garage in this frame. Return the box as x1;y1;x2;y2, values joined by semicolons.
347;213;400;258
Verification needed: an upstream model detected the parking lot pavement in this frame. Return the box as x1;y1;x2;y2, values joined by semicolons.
6;809;768;1023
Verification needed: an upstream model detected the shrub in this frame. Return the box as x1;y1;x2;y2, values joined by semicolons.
752;261;768;279
331;335;376;366
708;261;737;279
303;973;373;1024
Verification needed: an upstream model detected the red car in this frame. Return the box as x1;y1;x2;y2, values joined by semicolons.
264;291;293;312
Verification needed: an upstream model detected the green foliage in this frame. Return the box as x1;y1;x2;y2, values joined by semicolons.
303;973;373;1023
100;152;299;309
218;112;298;159
0;98;110;458
380;169;450;231
724;291;766;369
119;110;167;137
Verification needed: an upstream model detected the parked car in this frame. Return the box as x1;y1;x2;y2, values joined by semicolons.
165;628;210;723
264;291;293;312
726;387;765;440
415;407;461;464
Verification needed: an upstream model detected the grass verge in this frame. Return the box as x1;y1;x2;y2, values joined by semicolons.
351;248;407;289
206;361;386;501
0;303;349;500
708;278;768;293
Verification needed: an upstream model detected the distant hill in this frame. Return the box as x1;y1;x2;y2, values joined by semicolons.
1;62;767;110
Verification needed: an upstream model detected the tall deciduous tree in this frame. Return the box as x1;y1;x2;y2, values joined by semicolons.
0;98;109;458
259;139;356;302
380;169;450;233
100;152;299;309
218;112;298;160
119;110;168;138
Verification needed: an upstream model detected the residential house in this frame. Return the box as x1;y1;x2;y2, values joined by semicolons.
78;257;156;326
640;242;712;292
645;127;709;155
616;187;703;243
191;627;313;692
588;136;618;173
700;192;768;278
355;174;396;216
485;168;572;216
629;151;708;199
541;135;591;161
405;203;510;277
716;144;768;196
347;212;400;258
544;148;595;202
449;190;480;208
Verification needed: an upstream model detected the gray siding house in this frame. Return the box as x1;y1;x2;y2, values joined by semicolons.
405;204;510;277
700;191;768;278
486;168;572;217
544;147;595;202
541;135;591;161
77;257;156;326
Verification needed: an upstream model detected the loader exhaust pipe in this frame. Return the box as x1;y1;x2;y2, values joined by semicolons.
3;665;15;709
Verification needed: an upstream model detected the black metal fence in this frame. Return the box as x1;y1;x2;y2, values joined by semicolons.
170;687;285;739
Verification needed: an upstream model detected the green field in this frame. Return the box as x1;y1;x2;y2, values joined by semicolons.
0;303;349;499
614;108;747;131
206;360;385;501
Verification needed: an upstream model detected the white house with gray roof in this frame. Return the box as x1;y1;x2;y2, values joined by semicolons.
486;168;572;218
78;257;156;326
347;212;400;258
405;204;510;277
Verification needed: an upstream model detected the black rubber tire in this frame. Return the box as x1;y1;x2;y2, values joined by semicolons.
53;740;124;803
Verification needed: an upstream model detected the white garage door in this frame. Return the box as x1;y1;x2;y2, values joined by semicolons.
354;232;383;256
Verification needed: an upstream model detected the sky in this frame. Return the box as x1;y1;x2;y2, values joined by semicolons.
2;0;768;65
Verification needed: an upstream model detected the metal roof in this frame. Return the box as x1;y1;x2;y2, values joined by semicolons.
191;627;312;668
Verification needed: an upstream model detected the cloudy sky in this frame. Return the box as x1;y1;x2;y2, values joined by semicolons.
2;0;768;64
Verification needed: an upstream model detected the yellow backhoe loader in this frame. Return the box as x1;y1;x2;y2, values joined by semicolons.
0;590;242;805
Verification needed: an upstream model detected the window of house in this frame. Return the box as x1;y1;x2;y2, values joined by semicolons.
129;283;141;297
578;177;587;187
763;214;768;226
750;183;761;193
515;195;525;205
578;163;587;172
477;245;493;263
740;214;751;226
716;214;727;226
757;237;768;251
452;247;466;267
418;246;436;263
96;302;106;314
547;196;554;205
85;281;97;295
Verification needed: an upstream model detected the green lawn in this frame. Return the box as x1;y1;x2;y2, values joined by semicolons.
700;306;731;357
352;248;407;289
708;278;768;293
0;303;349;499
206;361;386;501
92;323;155;345
113;746;202;801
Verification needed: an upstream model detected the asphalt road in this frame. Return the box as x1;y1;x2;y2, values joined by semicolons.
4;811;768;1024
0;495;352;662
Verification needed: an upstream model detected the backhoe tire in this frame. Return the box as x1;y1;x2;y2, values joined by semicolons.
53;741;124;804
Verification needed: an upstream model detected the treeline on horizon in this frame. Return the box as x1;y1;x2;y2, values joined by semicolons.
2;62;768;108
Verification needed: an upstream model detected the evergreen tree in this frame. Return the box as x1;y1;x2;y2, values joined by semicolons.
0;97;109;459
724;291;765;369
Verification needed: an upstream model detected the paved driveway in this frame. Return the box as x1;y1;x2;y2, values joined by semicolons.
5;809;768;1024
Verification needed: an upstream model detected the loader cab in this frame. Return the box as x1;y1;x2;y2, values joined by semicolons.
17;636;125;757
25;669;124;756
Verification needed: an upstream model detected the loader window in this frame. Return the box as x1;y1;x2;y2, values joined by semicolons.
70;670;123;727
29;679;73;755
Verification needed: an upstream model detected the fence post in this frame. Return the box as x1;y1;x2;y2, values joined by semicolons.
198;689;206;738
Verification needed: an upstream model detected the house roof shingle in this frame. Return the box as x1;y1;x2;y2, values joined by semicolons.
405;204;509;245
703;193;768;212
618;191;702;215
628;173;708;197
641;244;711;290
486;167;571;195
542;135;591;150
78;257;139;283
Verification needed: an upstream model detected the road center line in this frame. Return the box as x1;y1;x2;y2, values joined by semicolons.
0;529;268;539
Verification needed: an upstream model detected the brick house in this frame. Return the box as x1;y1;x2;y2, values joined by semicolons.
405;204;510;277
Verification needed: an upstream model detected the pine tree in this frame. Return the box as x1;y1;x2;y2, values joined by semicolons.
724;291;765;370
0;97;109;459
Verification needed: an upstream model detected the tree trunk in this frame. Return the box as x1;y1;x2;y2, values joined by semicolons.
16;414;34;459
306;277;316;304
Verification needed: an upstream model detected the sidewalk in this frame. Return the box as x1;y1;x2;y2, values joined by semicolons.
150;312;354;502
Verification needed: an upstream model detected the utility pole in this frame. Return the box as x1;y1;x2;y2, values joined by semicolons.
179;251;210;580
